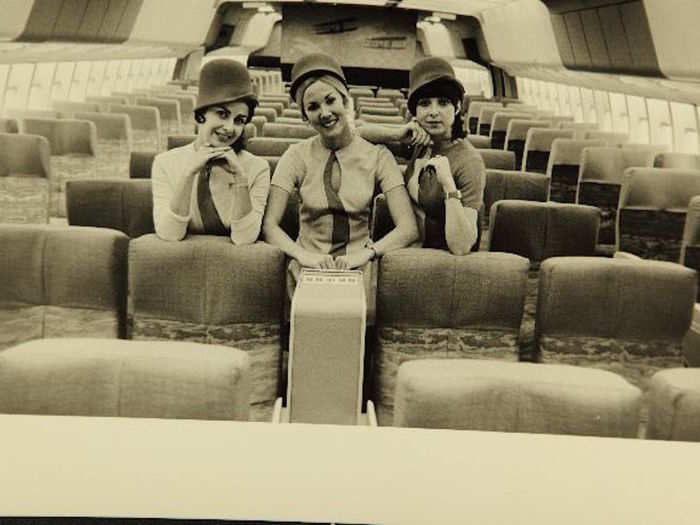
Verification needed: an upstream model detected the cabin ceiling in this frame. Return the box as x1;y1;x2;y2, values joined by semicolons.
268;0;521;17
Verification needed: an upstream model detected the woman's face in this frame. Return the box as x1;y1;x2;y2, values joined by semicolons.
415;96;456;141
198;101;249;148
302;81;350;141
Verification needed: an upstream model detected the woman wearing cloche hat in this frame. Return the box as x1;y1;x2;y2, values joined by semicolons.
365;56;485;254
263;52;418;296
152;59;270;244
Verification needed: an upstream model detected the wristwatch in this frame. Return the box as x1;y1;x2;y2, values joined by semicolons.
364;241;379;261
445;189;462;201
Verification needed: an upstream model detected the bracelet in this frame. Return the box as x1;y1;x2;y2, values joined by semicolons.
364;241;378;261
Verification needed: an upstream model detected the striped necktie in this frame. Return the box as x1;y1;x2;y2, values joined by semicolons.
322;151;350;256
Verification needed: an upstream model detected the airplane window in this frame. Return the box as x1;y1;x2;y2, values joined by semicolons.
594;90;613;131
557;83;571;116
51;62;76;102
4;63;35;110
548;82;560;114
87;61;107;97
647;98;673;148
670;102;699;154
609;92;629;135
581;88;597;124
0;64;11;114
69;62;92;102
28;62;57;110
116;60;132;92
626;95;650;144
102;61;121;96
569;86;583;122
516;78;530;105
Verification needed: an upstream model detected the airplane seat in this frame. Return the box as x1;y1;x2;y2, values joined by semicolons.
107;104;161;153
475;148;516;170
22;118;98;218
66;179;154;239
275;117;305;126
654;152;700;169
129;151;157;179
129;235;286;421
359;105;400;117
349;88;375;108
282;108;302;119
393;359;641;437
522;128;575;174
260;95;291;109
546;138;605;203
466;135;491;149
359;114;405;125
0;133;51;224
0;338;252;422
646;367;700;441
0;224;129;347
74;112;133;179
258;101;284;117
166;134;196;150
489;200;601;359
150;92;197;134
135;97;181;150
535;256;696;423
86;95;129;111
376;88;403;105
584;130;629;147
0;118;18;133
558;121;599;140
504;119;552;170
251;115;267;136
262;123;316;140
490;112;533;150
254;107;277;123
51;100;101;117
483;169;550;228
477;106;504;137
247;137;300;158
618;167;700;262
681;195;700;302
466;101;502;135
548;115;575;127
576;146;657;246
373;248;529;424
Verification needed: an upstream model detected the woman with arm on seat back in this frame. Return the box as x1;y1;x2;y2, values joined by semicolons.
359;57;485;255
262;53;417;295
151;59;270;244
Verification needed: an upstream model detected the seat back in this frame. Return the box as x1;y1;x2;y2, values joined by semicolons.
681;195;700;300
0;118;18;133
490;112;533;149
247;137;299;157
374;248;529;424
466;101;502;135
0;224;129;346
254;107;277;123
547;138;605;203
475;148;516;170
559;121;599;140
522;128;574;174
654;152;700;169
505;119;552;170
618;167;700;261
129;151;157;179
584;130;629;146
51;100;102;116
483;170;549;227
262;123;316;139
167;134;196;150
536;256;696;393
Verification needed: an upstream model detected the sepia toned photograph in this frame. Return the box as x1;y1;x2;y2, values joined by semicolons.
2;0;700;523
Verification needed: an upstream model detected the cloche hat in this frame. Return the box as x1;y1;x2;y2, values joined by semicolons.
195;59;257;112
289;53;347;104
407;57;465;115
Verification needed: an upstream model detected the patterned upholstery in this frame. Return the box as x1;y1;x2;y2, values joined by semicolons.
0;225;129;349
0;338;251;421
618;167;700;261
536;256;696;421
394;359;641;437
577;147;657;245
374;249;529;424
0;133;51;224
22;118;98;218
547;138;605;203
129;236;286;421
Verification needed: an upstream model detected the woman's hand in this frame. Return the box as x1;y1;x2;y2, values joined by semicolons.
334;248;372;270
399;119;432;148
187;144;231;176
297;250;336;270
425;155;457;192
216;149;246;182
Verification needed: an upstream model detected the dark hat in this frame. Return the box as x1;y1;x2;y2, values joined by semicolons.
289;53;347;104
195;59;257;112
407;57;465;115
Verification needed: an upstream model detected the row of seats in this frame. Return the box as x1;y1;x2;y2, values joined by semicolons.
1;224;695;430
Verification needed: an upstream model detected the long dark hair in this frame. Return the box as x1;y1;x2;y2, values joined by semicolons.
410;79;466;140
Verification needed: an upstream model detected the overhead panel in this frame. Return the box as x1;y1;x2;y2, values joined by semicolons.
17;0;144;43
542;0;662;77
